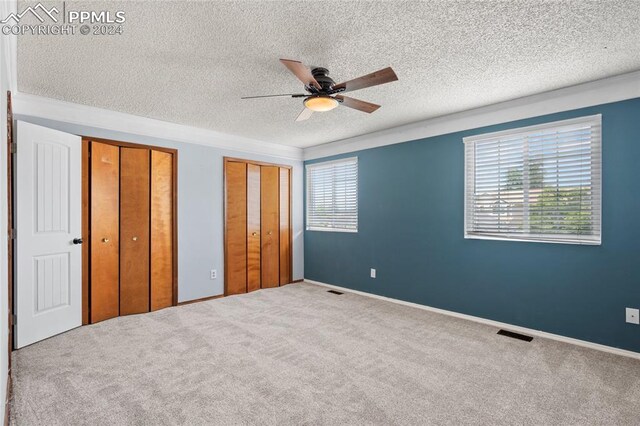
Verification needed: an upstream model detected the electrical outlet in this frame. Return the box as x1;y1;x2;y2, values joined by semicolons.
210;269;217;280
626;308;639;325
370;268;376;279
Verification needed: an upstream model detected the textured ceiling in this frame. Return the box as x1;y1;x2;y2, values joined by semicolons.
17;1;640;148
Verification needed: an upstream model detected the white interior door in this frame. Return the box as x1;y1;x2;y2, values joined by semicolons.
16;121;82;348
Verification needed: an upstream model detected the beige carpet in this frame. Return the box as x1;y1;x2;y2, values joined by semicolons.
11;282;640;425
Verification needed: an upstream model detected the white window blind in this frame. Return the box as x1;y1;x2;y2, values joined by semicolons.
464;115;601;245
306;157;358;232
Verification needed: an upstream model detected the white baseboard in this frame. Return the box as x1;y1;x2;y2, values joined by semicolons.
304;279;640;361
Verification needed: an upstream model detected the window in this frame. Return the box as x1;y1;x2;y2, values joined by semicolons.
464;115;601;245
306;157;358;232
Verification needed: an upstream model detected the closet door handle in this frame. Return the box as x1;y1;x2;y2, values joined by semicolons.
102;238;110;243
72;238;83;245
252;232;258;237
267;231;272;235
132;236;138;241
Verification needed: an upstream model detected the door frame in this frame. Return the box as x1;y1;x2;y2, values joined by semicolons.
223;157;293;296
82;137;178;324
6;91;13;424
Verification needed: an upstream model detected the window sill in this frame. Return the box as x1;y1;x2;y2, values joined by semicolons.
306;227;358;233
464;233;601;246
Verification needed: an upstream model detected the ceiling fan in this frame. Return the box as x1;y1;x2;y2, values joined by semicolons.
242;59;398;121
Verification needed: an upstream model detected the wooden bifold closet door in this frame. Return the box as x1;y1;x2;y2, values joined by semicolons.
87;140;176;324
247;164;262;292
119;147;150;316
279;168;291;285
90;142;120;323
151;150;174;311
225;161;247;295
260;166;280;289
224;158;292;295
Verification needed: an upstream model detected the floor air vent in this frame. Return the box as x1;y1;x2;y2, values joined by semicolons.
327;290;344;295
497;329;533;342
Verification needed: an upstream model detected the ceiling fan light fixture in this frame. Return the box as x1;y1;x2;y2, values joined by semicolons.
304;96;339;112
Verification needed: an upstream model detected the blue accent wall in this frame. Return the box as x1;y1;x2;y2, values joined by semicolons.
304;98;640;353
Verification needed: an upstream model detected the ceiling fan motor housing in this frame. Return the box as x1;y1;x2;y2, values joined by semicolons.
311;67;335;92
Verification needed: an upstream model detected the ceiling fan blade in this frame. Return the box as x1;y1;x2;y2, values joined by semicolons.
241;93;307;99
280;59;322;90
295;108;313;122
335;95;380;113
333;67;398;93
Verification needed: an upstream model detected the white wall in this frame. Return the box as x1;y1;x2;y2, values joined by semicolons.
12;115;304;302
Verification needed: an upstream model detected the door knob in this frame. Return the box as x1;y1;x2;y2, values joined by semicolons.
132;236;138;241
72;238;83;245
267;231;272;235
252;232;257;237
102;238;110;243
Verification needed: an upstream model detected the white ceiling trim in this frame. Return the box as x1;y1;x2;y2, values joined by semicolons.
11;65;639;162
303;71;640;160
12;92;304;161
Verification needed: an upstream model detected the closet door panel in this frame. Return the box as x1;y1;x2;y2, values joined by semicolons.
279;168;291;285
247;164;261;292
225;161;247;295
260;166;280;288
90;142;120;323
150;150;174;311
120;148;150;315
82;142;89;325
